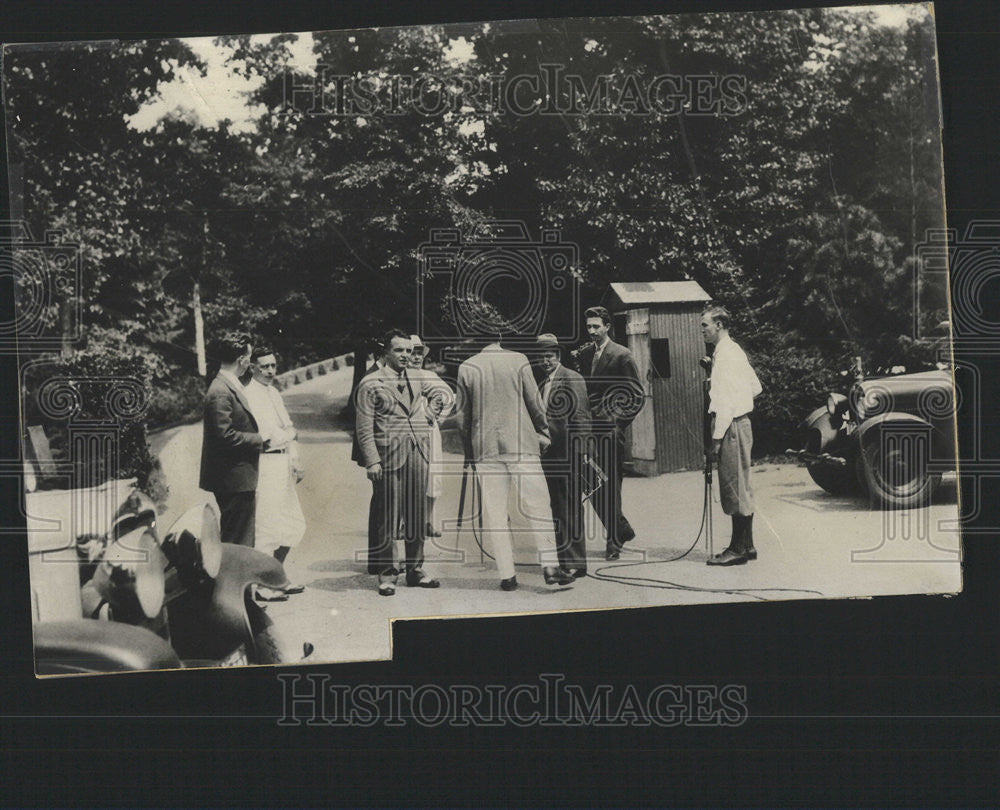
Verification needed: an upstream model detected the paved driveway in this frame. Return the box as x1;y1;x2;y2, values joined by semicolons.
153;367;961;665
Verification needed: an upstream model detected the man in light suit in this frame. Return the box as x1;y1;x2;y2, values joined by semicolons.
456;335;575;591
355;329;440;595
535;333;592;578
351;344;386;575
574;306;645;560
199;332;265;547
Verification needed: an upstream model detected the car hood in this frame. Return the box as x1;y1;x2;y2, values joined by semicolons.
853;369;953;418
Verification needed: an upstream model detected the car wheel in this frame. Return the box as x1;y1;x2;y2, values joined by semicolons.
860;431;941;509
806;460;861;496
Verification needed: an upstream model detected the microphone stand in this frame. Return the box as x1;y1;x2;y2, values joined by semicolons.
701;354;714;559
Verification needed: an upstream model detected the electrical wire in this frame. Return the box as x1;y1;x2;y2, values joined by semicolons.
457;462;824;599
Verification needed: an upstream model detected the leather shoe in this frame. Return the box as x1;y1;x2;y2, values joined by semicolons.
707;548;748;566
281;583;306;595
605;543;621;561
543;566;575;586
500;576;518;591
745;546;757;561
425;522;442;538
405;569;440;588
562;567;587;579
377;581;396;596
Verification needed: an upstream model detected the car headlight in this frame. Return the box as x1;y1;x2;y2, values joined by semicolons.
82;527;166;620
826;393;848;420
161;501;223;585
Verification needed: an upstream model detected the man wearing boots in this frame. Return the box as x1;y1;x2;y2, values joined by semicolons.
701;305;763;566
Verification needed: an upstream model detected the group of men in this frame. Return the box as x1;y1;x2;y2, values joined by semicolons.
198;303;763;601
352;304;762;595
198;333;306;601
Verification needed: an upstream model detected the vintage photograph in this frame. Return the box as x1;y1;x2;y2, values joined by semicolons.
4;3;960;674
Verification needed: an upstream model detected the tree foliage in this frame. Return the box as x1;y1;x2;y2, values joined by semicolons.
4;8;946;466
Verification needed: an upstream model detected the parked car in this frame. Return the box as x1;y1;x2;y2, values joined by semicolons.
29;480;309;674
793;368;957;509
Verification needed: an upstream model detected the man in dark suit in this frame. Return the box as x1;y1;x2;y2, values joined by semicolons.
351;344;385;575
355;329;440;595
574;306;645;560
535;333;592;578
199;332;265;547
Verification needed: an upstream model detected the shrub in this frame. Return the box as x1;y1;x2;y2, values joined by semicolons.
345;354;355;367
746;343;842;457
331;358;340;371
317;363;327;376
146;373;206;429
21;350;164;503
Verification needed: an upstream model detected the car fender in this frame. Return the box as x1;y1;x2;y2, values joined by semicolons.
34;620;182;675
801;406;853;456
165;545;290;662
855;411;932;450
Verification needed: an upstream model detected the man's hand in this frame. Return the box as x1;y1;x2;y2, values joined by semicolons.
538;433;551;454
366;462;383;482
709;439;722;462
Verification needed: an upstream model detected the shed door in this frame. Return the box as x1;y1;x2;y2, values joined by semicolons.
649;307;706;471
625;308;656;465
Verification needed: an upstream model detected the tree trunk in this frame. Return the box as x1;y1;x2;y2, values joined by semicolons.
193;281;206;376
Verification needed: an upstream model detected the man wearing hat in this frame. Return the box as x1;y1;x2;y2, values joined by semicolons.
535;333;592;578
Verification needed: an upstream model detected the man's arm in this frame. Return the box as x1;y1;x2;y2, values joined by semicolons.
613;348;645;429
568;372;592;435
521;361;550;439
204;391;263;451
354;378;382;470
455;364;474;461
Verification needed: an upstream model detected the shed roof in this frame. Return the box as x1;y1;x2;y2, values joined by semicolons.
609;281;711;306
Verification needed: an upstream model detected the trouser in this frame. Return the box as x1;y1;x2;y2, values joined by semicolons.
476;456;560;580
541;455;587;571
214;490;256;547
365;479;384;575
369;450;428;576
718;415;755;516
590;423;633;545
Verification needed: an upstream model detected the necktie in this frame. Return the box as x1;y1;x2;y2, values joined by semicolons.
591;347;601;375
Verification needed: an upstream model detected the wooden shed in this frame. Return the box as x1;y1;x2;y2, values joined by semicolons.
606;281;712;476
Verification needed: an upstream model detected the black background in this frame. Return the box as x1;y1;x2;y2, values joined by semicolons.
2;1;999;806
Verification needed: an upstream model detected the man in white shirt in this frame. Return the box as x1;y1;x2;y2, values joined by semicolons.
245;345;307;598
701;305;763;566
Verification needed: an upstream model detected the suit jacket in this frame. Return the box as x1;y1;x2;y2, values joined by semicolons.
199;373;264;493
576;339;644;428
456;344;549;462
351;361;380;467
540;364;591;462
354;366;433;471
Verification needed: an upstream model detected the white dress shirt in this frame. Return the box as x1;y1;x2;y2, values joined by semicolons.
590;338;610;373
245;378;296;448
708;334;762;440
